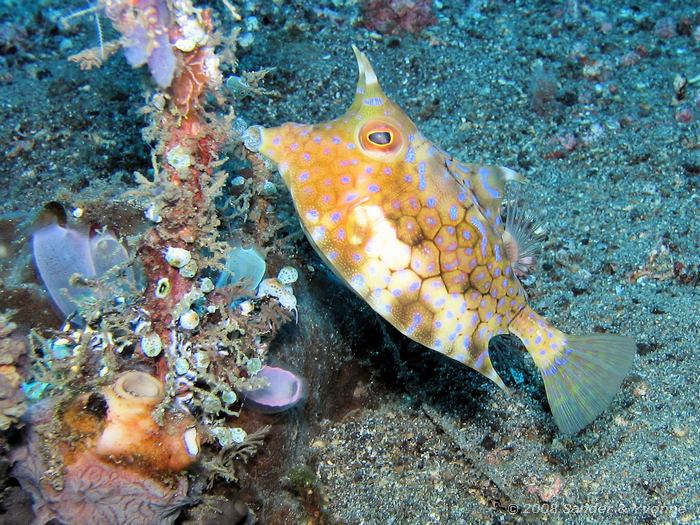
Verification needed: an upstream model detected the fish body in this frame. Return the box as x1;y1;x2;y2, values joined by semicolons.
245;48;635;434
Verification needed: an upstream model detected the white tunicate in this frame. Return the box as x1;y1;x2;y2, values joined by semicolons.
246;357;263;375
211;426;247;448
239;300;254;315
277;265;298;285
140;332;162;357
164;246;192;268
229;427;247;444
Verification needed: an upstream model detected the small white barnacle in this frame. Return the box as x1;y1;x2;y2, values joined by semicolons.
144;203;162;223
239;300;254;316
200;277;214;293
183;426;200;457
164;246;192;268
277;265;299;285
155;277;171;298
179;260;198;279
257;277;298;322
174;357;190;375
166;144;192;173
179;310;200;330
140;332;162;357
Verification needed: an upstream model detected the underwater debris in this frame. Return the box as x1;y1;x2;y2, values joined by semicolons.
33;0;299;520
362;0;436;35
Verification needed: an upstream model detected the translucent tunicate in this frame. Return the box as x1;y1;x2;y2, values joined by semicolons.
33;222;133;317
216;245;266;293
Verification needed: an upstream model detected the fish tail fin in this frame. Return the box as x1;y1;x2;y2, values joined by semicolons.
509;307;636;434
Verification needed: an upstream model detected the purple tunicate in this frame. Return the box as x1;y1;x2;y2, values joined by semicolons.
243;366;307;413
32;224;131;317
122;25;149;68
147;31;176;88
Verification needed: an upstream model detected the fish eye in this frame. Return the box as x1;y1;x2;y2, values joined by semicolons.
367;130;392;145
359;121;402;155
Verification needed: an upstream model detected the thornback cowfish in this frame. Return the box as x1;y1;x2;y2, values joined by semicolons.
244;47;636;434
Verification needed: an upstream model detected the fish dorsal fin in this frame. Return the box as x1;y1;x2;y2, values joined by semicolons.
445;159;524;225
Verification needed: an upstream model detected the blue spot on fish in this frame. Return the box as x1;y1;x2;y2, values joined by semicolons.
351;275;365;288
363;97;384;106
449;205;458;221
494;245;502;261
478;167;500;198
405;147;416;163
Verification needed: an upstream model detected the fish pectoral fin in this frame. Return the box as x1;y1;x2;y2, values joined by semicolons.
510;308;636;435
501;199;546;278
446;161;524;224
468;164;524;216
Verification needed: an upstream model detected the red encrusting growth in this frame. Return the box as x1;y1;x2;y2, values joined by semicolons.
99;1;226;379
